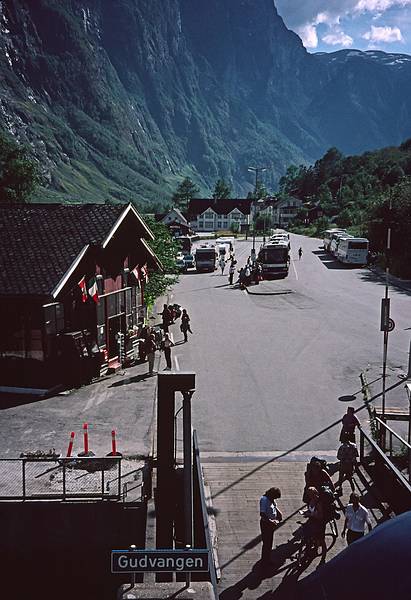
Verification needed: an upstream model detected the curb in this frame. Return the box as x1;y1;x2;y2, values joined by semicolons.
367;265;411;293
245;286;293;297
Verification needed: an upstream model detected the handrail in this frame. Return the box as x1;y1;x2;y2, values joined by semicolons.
193;430;219;600
359;426;411;495
375;417;411;450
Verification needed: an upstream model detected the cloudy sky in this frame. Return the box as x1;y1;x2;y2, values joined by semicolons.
275;0;411;54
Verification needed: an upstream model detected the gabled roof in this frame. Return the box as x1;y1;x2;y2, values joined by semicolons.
188;198;252;217
0;203;153;297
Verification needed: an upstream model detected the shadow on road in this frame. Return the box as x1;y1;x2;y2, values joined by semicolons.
108;373;153;387
312;250;356;270
359;269;411;296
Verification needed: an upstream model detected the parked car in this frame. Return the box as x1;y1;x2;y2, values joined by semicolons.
183;253;195;270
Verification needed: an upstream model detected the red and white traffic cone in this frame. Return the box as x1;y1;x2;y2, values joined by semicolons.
66;432;75;457
107;428;122;457
78;422;95;457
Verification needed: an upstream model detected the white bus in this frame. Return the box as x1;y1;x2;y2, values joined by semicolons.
330;232;352;256
336;237;369;264
323;228;346;252
257;241;290;278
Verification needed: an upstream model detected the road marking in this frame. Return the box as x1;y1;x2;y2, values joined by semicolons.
291;258;299;280
174;355;180;371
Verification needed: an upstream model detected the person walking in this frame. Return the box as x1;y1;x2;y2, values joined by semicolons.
161;332;174;370
161;304;172;334
336;433;359;493
180;308;192;342
339;406;360;442
341;492;372;545
219;255;226;275
259;487;283;568
298;247;303;260
228;262;236;285
145;334;157;376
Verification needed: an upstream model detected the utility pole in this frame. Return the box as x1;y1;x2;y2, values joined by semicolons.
248;166;268;251
381;193;393;419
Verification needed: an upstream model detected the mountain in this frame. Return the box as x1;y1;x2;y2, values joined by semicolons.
0;1;411;206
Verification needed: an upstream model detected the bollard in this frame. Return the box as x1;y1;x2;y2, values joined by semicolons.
66;431;75;457
107;429;122;457
111;429;117;455
83;423;89;454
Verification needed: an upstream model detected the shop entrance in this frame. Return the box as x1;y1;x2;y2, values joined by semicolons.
108;315;122;360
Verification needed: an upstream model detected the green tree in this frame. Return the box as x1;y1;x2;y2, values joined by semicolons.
171;177;199;210
212;178;231;199
0;131;40;203
142;217;180;306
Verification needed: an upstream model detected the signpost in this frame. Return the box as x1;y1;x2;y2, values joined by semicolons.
111;549;209;573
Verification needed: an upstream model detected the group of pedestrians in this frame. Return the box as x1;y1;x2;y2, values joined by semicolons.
139;304;193;375
259;406;372;570
237;256;262;288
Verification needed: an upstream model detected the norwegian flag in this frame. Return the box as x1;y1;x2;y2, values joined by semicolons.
78;276;88;303
141;263;149;283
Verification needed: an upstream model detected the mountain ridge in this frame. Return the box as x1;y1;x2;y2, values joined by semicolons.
0;0;411;206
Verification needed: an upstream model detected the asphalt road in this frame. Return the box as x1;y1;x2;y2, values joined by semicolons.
168;233;411;454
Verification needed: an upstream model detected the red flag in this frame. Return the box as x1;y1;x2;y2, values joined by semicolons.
78;276;88;303
87;277;99;303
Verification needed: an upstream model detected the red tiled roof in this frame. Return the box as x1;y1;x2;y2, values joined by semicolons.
187;198;252;217
0;203;130;296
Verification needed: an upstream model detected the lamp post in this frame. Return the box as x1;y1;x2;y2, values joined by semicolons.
381;193;393;418
248;166;267;251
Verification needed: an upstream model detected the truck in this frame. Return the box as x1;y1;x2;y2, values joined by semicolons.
195;246;217;272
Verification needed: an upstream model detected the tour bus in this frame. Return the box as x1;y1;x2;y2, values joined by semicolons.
323;228;346;252
215;237;235;254
257;241;290;278
330;231;352;256
195;246;217;272
336;237;369;264
176;236;193;254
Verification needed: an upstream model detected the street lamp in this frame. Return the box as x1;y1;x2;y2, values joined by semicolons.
381;192;393;418
248;166;268;250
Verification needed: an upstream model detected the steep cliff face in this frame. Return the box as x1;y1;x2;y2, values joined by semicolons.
0;0;410;204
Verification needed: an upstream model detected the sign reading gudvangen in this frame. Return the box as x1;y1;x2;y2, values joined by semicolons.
111;549;209;573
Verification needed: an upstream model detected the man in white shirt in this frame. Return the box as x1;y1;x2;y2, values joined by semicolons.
259;487;283;566
342;492;372;545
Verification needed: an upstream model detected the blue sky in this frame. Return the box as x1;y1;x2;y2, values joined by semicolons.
275;0;411;55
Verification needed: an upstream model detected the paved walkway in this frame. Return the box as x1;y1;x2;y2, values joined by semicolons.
202;456;377;599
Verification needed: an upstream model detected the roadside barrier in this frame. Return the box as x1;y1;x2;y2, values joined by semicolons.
83;423;89;454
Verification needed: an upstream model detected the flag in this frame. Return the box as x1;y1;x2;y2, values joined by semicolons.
87;277;99;303
78;276;88;303
141;263;149;283
132;265;141;287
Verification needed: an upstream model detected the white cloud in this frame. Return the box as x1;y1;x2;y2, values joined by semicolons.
322;32;354;46
362;24;404;41
296;23;319;48
355;0;411;12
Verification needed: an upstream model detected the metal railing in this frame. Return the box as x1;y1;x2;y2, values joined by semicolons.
193;430;219;599
358;426;411;513
0;456;122;501
374;417;411;484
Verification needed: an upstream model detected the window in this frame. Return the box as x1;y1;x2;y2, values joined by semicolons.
43;303;65;336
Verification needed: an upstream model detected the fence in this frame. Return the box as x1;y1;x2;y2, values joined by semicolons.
0;456;122;501
358;426;411;514
374;417;411;484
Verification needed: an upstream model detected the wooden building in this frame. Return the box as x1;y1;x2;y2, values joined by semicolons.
0;203;161;390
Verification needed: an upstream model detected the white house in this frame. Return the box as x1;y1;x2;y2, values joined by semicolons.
187;199;252;232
